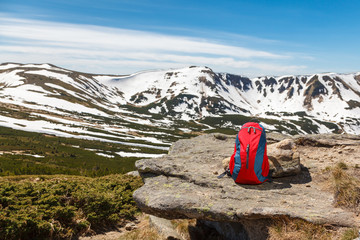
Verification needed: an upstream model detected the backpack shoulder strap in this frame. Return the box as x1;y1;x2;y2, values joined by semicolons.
217;168;231;179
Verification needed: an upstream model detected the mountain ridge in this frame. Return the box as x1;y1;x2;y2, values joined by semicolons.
93;64;360;133
0;63;359;143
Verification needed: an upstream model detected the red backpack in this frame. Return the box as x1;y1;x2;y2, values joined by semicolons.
228;122;269;184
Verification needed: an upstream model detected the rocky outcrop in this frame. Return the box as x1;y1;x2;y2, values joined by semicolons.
126;171;140;177
133;133;360;239
267;139;301;177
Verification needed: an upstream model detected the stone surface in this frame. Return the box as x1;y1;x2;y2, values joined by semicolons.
266;132;292;144
149;215;183;240
124;222;137;231
267;139;301;177
133;133;360;229
126;170;140;177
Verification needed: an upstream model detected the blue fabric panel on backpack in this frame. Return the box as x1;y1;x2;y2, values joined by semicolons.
232;134;241;181
254;125;268;182
259;124;266;137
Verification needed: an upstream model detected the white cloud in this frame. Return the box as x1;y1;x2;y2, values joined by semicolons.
0;16;308;76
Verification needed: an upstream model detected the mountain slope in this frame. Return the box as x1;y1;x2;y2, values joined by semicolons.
0;63;180;159
0;63;359;145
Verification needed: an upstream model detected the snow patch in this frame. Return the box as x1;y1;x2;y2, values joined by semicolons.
0;70;25;87
96;153;115;158
116;151;165;158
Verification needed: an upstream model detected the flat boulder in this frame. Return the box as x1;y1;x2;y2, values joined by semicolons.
133;133;360;232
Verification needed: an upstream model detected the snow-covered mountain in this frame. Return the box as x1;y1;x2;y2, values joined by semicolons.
0;62;359;146
96;65;360;122
96;65;360;134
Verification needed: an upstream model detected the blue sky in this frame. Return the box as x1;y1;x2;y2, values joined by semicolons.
0;0;359;76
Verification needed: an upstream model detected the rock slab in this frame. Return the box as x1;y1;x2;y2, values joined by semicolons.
134;133;360;229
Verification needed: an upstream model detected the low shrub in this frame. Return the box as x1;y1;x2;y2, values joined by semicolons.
0;174;142;239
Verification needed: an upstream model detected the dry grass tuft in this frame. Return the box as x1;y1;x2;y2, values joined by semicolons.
171;219;197;239
341;228;359;240
268;216;359;240
119;215;163;240
268;216;335;240
332;162;360;212
336;161;348;170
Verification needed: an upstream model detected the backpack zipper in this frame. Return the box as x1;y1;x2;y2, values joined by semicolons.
246;144;250;169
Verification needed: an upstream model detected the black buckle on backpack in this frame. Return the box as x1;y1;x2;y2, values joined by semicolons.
217;168;231;179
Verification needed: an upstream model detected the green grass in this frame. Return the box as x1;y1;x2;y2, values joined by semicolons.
289;118;319;134
341;228;359;240
204;128;237;135
0;126;166;177
200;114;252;126
0;174;142;240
